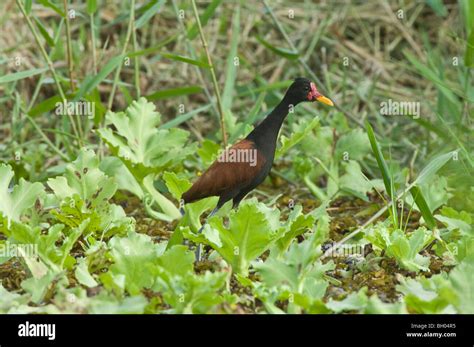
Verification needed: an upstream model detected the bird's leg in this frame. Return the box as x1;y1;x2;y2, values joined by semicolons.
195;206;220;261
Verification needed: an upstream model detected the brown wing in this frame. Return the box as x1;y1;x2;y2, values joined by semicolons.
182;139;266;203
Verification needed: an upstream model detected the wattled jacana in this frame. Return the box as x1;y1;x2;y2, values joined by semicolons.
182;77;334;259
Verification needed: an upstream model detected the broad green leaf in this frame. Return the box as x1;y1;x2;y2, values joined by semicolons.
326;288;369;313
108;232;161;295
335;128;371;161
153;271;227;314
47;149;133;237
98;98;196;172
75;257;98;288
0;164;44;224
184;199;281;275
276;117;320;157
449;256;474;313
397;274;457;313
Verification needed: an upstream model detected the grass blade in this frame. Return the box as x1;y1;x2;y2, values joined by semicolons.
145;86;203;101
366;121;398;228
161;52;210;68
0;67;48;84
160;104;212;130
135;0;165;29
187;0;223;40
410;186;437;229
414;150;456;186
366;121;392;197
256;35;299;60
73;54;124;101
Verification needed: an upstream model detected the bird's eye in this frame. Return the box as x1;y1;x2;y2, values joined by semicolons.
304;86;310;91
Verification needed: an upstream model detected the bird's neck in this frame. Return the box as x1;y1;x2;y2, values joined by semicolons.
246;95;294;155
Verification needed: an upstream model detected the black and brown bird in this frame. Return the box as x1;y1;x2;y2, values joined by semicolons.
182;78;333;258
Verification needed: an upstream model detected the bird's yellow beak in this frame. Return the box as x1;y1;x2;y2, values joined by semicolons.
316;95;334;106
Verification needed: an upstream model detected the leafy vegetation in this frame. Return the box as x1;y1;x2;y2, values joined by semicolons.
0;1;472;314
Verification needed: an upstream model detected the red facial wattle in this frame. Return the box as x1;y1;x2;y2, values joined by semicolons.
307;82;320;101
308;82;334;106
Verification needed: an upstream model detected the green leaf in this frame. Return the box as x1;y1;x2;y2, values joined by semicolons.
187;0;223;40
256;35;299;60
335;128;371;161
326;288;369;313
86;0;97;15
135;0;165;29
162;172;191;200
0;164;44;224
254;227;333;313
413;151;456;186
28;94;62;117
37;0;65;17
366;122;392;198
74;54;125;101
100;156;144;199
365;225;432;272
0;67;48;84
153;271;227;314
34;17;55;47
410;186;437;229
156;245;194;277
276;117;320;157
142;174;181;221
397;274;457;313
160;104;212;130
272;205;317;256
449;257;474;313
48;149;116;204
108;232;161;295
98;98;196;173
184;199;282;275
145;86;203;101
47;149;133;237
160;52;210;68
197;139;220;167
339;160;373;199
75;257;98;288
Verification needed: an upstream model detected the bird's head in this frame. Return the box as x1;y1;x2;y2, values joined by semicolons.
286;77;334;106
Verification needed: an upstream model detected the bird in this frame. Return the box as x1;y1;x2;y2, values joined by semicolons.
182;77;334;260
